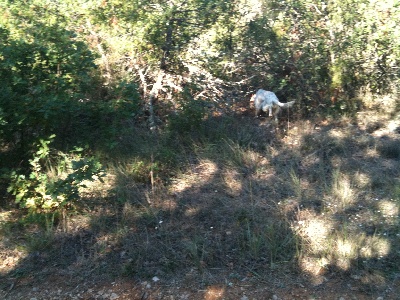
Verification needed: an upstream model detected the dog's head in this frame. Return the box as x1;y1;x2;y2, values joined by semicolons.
250;94;256;102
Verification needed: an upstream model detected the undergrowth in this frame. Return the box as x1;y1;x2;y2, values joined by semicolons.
1;99;399;294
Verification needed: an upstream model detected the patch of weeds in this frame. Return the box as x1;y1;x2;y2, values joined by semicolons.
159;256;179;273
113;181;145;205
156;145;179;168
289;169;302;200
121;261;137;277
121;253;152;278
167;90;207;135
9;267;30;279
393;184;400;199
331;169;357;210
0;212;24;237
20;211;60;230
121;202;140;226
377;139;400;159
355;134;375;149
185;236;207;272
300;134;316;152
126;158;158;183
265;221;297;265
89;211;117;233
236;210;296;266
301;133;346;157
109;162;148;204
25;231;55;252
242;220;265;259
136;208;161;230
370;173;394;191
7;212;58;252
235;208;251;224
365;121;383;133
222;140;261;173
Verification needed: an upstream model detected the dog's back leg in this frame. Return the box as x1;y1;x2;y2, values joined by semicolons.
273;107;281;121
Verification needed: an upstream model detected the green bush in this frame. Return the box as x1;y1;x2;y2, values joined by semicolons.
6;135;104;213
167;88;207;134
0;18;98;153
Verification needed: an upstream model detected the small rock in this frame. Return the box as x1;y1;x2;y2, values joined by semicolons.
110;293;119;300
272;295;279;300
241;296;249;300
376;297;383;300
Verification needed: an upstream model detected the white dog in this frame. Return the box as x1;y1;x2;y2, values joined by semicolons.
250;89;295;121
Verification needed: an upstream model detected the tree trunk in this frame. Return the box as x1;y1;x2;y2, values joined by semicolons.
147;71;164;131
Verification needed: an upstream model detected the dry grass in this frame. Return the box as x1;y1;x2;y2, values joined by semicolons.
1;101;400;298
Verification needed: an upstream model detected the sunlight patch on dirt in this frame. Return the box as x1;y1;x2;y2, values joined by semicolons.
360;235;391;259
0;249;26;275
222;169;242;196
204;285;225;300
335;239;357;270
79;173;116;199
378;200;399;218
353;171;371;189
331;171;357;210
336;238;356;258
185;207;201;217
303;223;330;252
0;211;28;274
295;216;333;253
299;256;328;284
0;210;12;223
170;159;218;193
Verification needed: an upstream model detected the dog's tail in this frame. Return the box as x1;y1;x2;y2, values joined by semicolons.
277;100;295;108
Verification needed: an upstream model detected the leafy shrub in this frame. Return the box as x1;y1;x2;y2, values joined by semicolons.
6;135;104;213
167;88;207;134
0;19;98;153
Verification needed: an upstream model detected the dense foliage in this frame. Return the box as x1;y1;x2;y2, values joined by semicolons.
0;0;399;212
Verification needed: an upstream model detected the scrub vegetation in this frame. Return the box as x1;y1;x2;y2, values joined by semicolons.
0;0;399;298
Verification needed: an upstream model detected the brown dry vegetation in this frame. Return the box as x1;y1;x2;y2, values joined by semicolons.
1;95;400;300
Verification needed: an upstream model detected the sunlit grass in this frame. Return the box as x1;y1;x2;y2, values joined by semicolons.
281;107;400;283
331;169;357;211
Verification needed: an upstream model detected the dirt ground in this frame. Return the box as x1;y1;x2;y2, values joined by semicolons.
1;266;399;299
